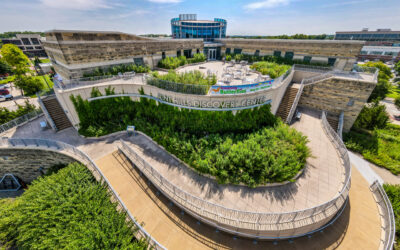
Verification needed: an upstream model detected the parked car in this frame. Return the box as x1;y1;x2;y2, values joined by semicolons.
0;94;13;101
0;89;10;95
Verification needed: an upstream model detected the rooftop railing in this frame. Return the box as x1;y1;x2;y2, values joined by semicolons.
0;110;43;135
118;137;350;239
0;138;165;250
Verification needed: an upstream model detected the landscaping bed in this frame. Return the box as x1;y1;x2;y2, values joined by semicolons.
0;162;147;249
71;88;310;187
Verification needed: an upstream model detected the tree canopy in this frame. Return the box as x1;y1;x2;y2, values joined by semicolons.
0;44;30;75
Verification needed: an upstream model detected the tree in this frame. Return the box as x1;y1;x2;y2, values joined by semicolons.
0;44;30;75
395;61;400;75
14;76;43;96
0;59;12;75
362;61;392;81
353;101;389;130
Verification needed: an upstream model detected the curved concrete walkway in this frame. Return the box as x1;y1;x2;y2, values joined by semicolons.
95;150;381;249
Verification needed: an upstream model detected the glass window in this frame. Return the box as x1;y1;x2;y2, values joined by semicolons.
233;48;242;54
255;50;260;56
328;57;336;66
285;51;294;60
162;52;166;59
303;56;312;63
134;58;144;65
274;51;281;57
225;48;231;54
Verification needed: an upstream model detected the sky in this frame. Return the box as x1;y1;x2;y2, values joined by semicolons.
1;0;400;36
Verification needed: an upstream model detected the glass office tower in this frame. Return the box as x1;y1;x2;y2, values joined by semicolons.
171;14;227;42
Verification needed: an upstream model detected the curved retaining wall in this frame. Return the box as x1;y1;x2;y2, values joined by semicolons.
53;67;294;129
118;115;351;240
0;138;166;250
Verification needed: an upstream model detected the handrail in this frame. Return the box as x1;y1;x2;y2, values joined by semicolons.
321;111;351;195
286;72;334;124
0;138;165;250
0;110;43;135
370;180;396;250
37;94;57;131
118;139;350;238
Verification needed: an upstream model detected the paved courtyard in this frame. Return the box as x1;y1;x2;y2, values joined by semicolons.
176;61;262;86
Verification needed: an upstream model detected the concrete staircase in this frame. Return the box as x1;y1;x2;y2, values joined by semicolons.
42;96;72;131
326;115;339;132
276;84;300;122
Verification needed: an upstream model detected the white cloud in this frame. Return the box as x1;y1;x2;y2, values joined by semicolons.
245;0;290;10
147;0;182;3
40;0;112;10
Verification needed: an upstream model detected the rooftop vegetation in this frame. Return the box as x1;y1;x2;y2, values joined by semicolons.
0;101;36;124
71;87;310;187
250;61;291;79
82;63;150;78
0;162;147;249
148;70;215;95
157;53;206;69
344;101;400;175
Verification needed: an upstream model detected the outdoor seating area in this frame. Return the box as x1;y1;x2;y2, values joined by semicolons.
176;61;267;86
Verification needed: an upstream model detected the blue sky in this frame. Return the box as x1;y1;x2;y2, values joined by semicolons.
1;0;399;35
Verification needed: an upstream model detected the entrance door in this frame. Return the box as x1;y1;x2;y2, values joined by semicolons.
208;49;217;60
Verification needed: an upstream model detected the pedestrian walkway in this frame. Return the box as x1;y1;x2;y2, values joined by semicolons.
95;150;381;249
349;151;384;185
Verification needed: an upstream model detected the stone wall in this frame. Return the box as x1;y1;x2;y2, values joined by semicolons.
298;77;376;131
0;149;75;183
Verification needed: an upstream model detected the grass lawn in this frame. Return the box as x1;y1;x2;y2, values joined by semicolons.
383;184;400;249
344;124;400;175
40;58;51;63
387;84;400;99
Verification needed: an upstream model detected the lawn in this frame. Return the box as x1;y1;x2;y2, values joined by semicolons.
0;162;148;249
344;124;400;175
71;87;310;187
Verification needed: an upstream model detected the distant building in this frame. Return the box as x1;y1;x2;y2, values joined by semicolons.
359;46;400;63
1;34;47;57
171;14;227;42
335;28;400;46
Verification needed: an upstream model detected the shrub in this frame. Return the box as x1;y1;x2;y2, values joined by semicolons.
353;101;389;130
83;63;150;78
152;70;216;85
70;88;310;187
0;162;147;249
225;54;232;61
250;61;291;79
157;56;187;69
188;53;206;64
0;101;36;124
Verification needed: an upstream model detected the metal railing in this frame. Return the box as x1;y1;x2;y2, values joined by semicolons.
370;180;396;250
286;72;335;124
321;111;351;193
0;138;165;250
118;139;350;239
54;73;145;90
0;110;43;135
293;64;332;73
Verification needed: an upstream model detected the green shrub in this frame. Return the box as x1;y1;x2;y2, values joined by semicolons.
70;88;310;187
383;184;400;248
0;162;147;249
225;54;232;61
353;101;389;130
344;124;400;175
250;61;291;79
152;70;216;85
0;101;36;124
224;53;330;66
83;63;150;78
395;97;400;109
157;56;187;69
188;53;206;64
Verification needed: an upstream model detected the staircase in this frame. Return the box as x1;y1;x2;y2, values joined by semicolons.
41;96;72;131
326;115;339;132
276;84;300;121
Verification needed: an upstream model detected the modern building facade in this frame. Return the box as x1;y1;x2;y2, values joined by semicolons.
1;34;47;57
359;46;400;62
42;30;364;80
171;14;227;41
335;28;400;46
